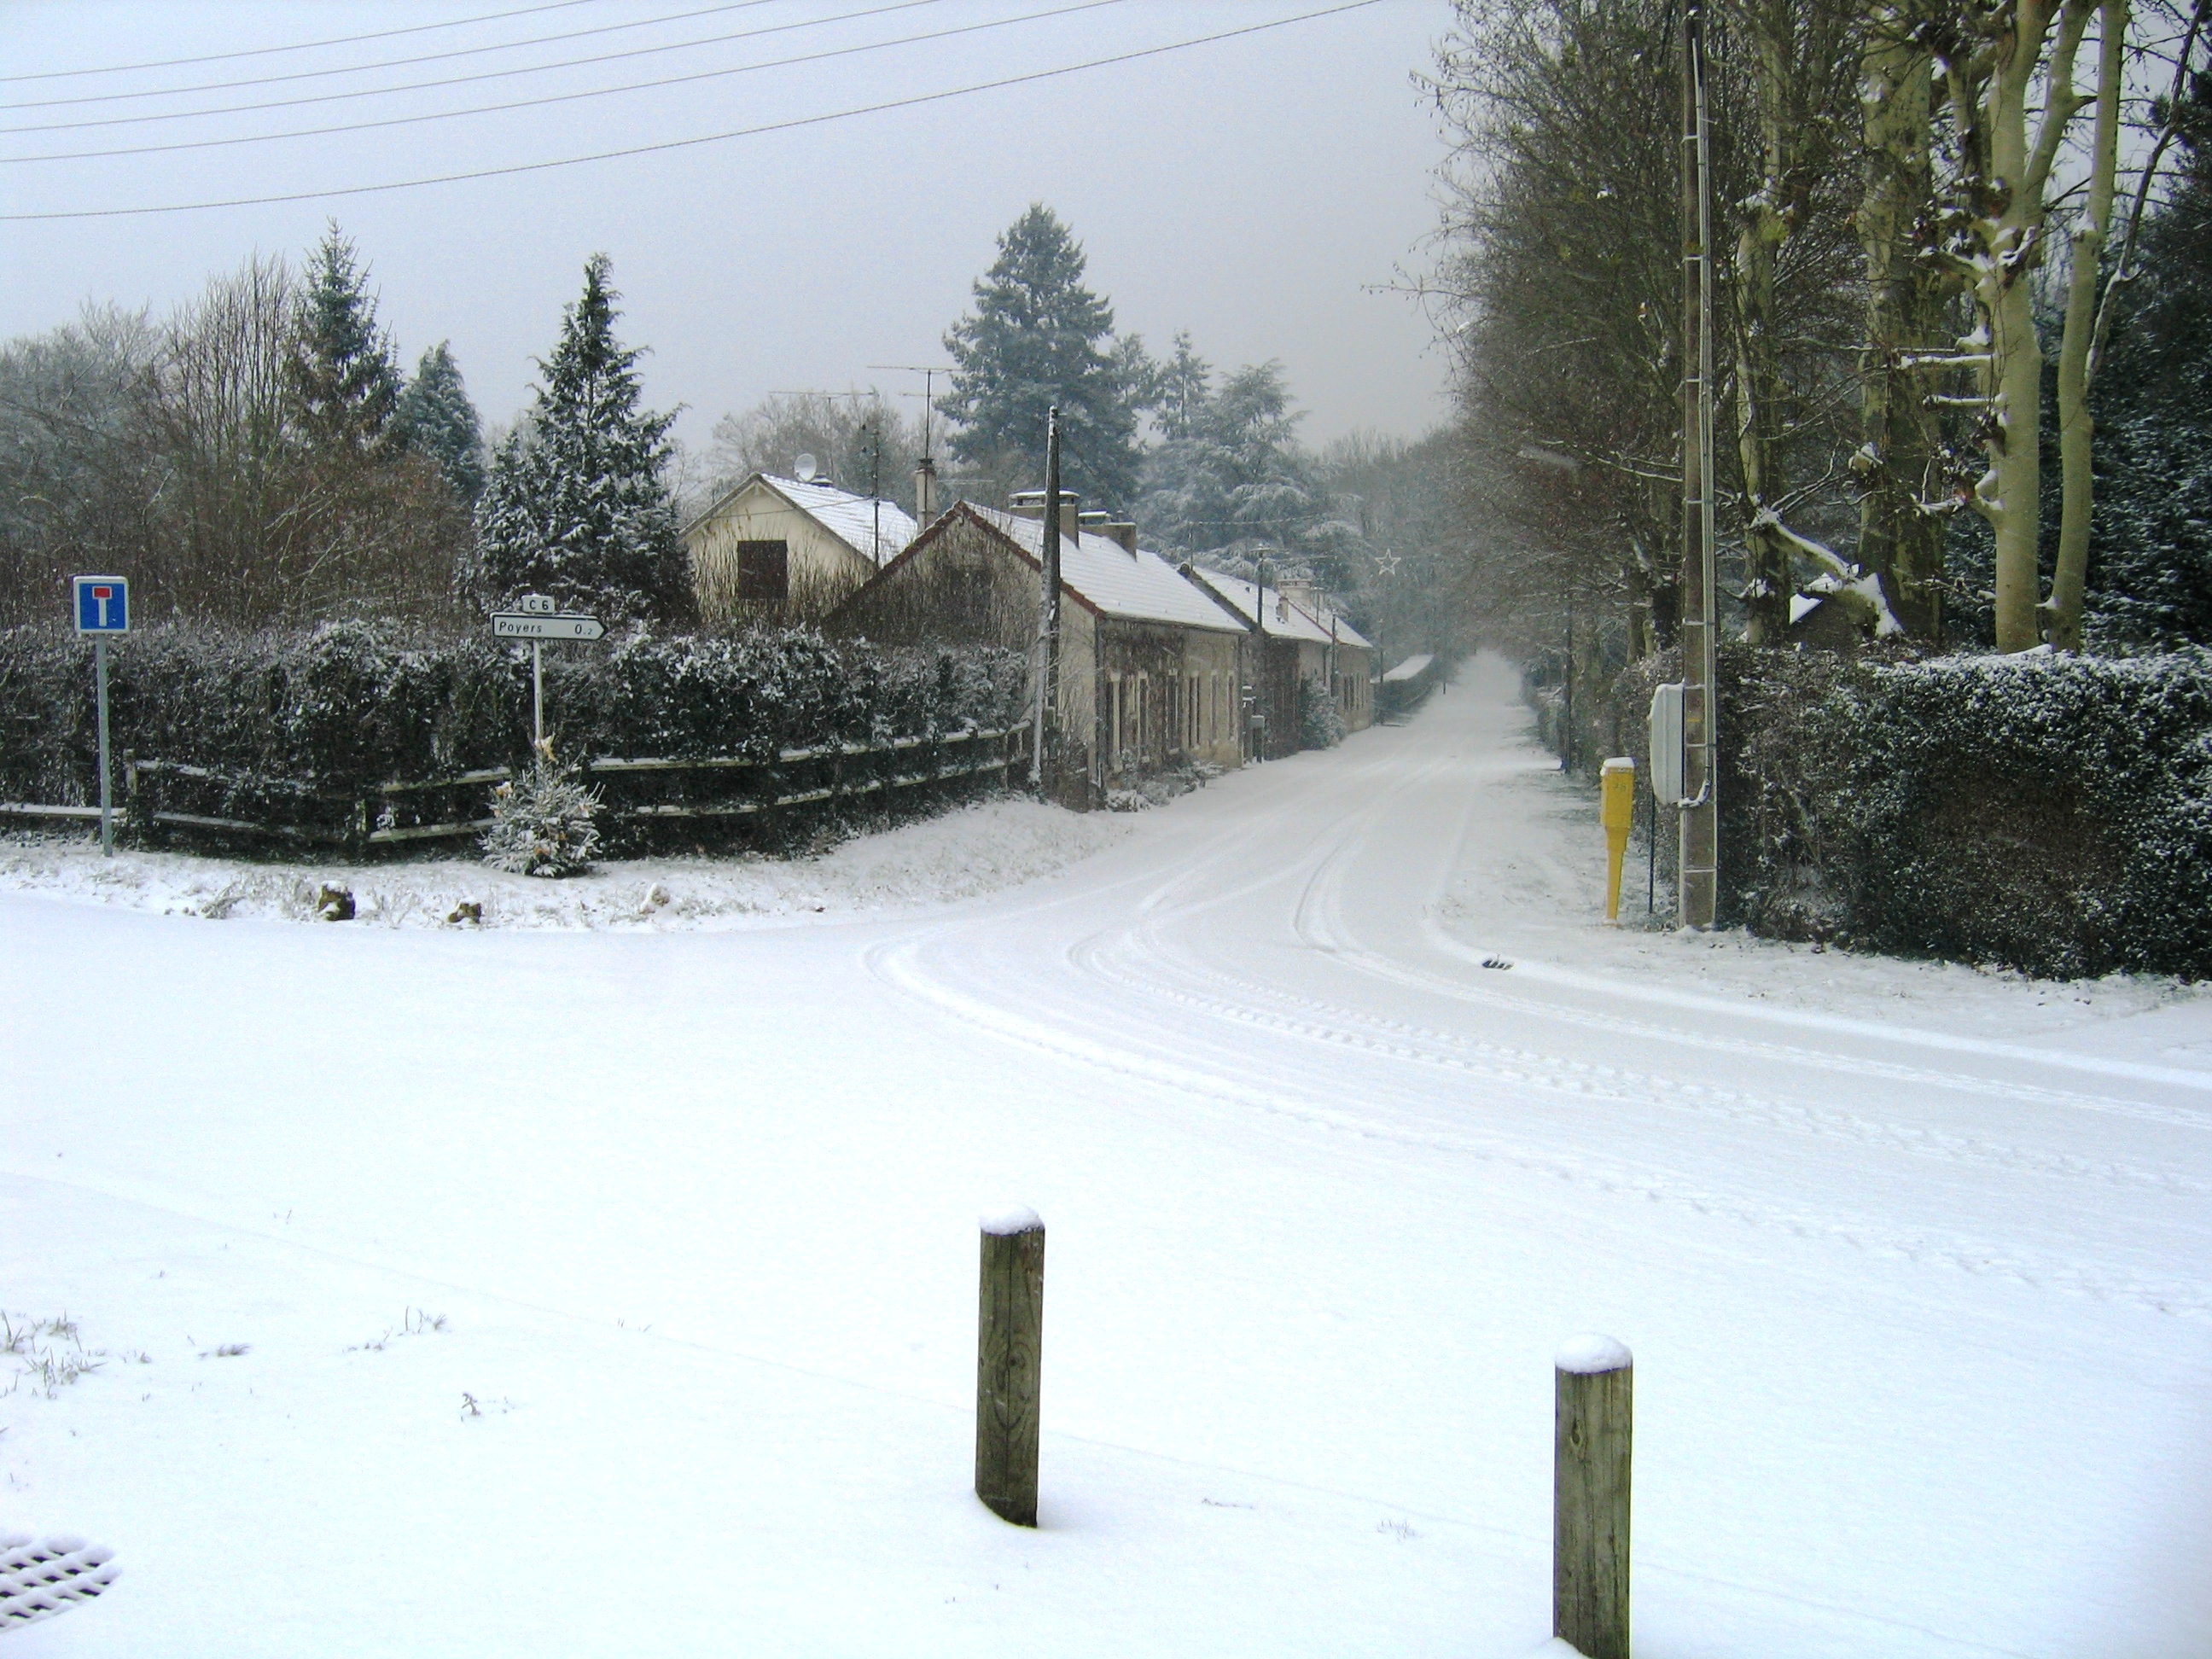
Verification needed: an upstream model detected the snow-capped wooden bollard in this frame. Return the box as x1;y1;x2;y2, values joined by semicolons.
975;1206;1045;1526
1554;1334;1633;1659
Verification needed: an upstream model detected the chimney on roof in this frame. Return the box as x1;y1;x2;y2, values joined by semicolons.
1103;521;1138;556
1009;488;1080;545
913;455;939;524
1278;574;1320;617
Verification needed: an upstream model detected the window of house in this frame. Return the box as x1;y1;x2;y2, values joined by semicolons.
736;539;789;604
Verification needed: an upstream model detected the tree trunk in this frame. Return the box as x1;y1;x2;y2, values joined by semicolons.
1732;5;1794;645
1959;0;2092;654
1857;5;1948;642
2047;0;2128;651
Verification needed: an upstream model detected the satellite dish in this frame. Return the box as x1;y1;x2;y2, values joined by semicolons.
794;453;818;482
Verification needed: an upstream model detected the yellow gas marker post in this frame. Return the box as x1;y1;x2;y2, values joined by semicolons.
1600;757;1636;923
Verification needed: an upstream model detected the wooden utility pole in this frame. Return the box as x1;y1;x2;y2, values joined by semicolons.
975;1208;1045;1527
1678;0;1720;928
1030;407;1063;788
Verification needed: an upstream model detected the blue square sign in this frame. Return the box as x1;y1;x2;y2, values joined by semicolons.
73;575;129;634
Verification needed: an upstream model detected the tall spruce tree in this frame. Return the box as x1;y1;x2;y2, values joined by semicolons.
289;223;401;451
463;254;686;626
393;341;487;501
1136;359;1334;571
940;205;1150;508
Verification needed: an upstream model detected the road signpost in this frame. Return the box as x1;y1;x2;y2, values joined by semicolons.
72;575;129;857
490;595;605;748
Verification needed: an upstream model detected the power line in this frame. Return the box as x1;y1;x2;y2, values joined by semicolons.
1;0;1380;222
0;0;602;86
3;0;1045;160
2;0;946;135
1;0;782;113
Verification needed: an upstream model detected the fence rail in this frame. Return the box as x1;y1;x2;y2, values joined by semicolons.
3;727;1022;858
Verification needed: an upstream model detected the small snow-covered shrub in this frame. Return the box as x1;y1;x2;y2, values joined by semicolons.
1298;674;1347;749
481;751;602;876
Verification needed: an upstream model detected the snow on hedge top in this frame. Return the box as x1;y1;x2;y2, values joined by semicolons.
767;475;918;567
1554;1333;1632;1374
1185;567;1375;651
971;508;1245;633
979;1204;1043;1236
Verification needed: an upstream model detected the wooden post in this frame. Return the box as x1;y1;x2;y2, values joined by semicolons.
1554;1334;1633;1659
975;1207;1045;1526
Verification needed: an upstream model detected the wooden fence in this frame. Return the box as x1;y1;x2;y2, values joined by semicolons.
1;727;1022;859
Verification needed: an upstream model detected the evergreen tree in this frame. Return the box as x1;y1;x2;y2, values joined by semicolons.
289;223;400;451
1136;359;1336;572
463;254;687;626
393;341;486;501
940;205;1150;508
1153;331;1213;442
2089;71;2212;646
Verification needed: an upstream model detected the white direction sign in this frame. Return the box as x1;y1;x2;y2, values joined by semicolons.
492;612;604;641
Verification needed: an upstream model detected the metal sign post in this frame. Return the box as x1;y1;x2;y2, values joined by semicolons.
490;595;605;750
72;575;130;857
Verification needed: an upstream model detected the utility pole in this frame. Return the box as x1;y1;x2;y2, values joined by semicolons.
1030;406;1063;789
1677;0;1720;928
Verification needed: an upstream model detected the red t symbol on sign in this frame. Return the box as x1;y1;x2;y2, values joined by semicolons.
90;585;114;626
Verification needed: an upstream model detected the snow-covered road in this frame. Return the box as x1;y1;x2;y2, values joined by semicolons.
4;657;2209;1656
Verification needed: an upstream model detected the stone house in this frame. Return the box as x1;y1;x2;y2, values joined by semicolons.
1179;567;1376;759
829;498;1247;804
683;472;918;625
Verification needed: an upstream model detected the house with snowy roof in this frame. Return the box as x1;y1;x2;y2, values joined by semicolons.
829;496;1247;804
1180;566;1376;758
682;471;920;624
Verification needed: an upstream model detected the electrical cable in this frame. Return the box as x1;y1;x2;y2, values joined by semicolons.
0;0;602;85
1;0;787;112
1;0;1378;222
3;0;1121;164
2;0;946;134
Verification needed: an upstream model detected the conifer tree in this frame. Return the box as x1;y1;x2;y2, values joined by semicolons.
940;205;1150;507
289;223;400;452
393;341;486;501
463;254;687;626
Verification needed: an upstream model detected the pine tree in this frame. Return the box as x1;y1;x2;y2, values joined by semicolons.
1153;331;1213;442
393;341;486;501
2088;70;2212;647
1136;360;1328;565
289;223;400;452
940;205;1150;508
463;254;687;626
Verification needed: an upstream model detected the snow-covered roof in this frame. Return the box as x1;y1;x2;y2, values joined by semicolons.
1382;653;1435;683
761;474;917;568
684;472;917;568
1185;568;1375;651
969;507;1244;633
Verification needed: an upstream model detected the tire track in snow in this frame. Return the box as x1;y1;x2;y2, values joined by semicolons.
867;933;2212;1322
1079;928;2212;1202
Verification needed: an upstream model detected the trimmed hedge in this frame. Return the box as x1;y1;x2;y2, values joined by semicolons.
0;620;1027;835
1609;643;2212;980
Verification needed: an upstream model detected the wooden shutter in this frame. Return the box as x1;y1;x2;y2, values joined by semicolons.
736;539;789;603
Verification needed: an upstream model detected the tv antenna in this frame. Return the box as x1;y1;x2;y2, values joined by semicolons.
868;364;952;463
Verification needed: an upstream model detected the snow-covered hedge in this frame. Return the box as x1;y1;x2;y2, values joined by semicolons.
1611;644;2212;979
0;620;1026;827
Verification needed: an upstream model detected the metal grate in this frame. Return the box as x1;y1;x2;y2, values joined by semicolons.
0;1534;118;1631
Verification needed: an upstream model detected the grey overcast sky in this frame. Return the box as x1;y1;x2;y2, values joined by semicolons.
1;0;1457;468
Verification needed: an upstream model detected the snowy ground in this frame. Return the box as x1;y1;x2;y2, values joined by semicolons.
3;655;2208;1657
0;797;1132;931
